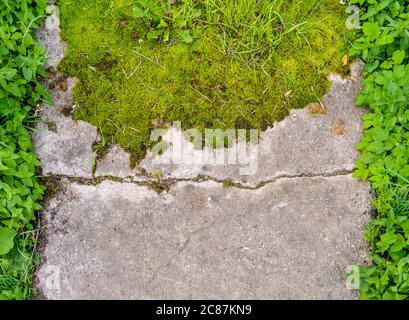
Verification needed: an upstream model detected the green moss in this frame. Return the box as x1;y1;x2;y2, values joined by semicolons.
58;0;350;162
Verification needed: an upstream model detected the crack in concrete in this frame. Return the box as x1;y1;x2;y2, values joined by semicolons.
45;168;355;192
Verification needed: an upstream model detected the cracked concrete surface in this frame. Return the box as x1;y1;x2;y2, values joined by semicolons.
33;4;373;299
36;177;371;300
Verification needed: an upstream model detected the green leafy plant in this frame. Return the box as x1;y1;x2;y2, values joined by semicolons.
348;0;409;300
351;185;409;300
0;0;48;300
351;0;409;189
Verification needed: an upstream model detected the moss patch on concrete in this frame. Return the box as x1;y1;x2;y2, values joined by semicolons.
58;0;350;163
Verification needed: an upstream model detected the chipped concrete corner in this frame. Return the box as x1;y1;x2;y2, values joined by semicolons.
33;4;373;299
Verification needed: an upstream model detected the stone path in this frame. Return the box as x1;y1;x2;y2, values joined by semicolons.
33;5;372;299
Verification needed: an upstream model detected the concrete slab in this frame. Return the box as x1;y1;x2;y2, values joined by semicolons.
36;176;371;299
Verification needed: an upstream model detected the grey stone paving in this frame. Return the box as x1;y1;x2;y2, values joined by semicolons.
33;4;373;300
36;177;371;300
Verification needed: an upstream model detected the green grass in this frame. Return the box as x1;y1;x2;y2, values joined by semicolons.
58;0;350;163
0;230;40;300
